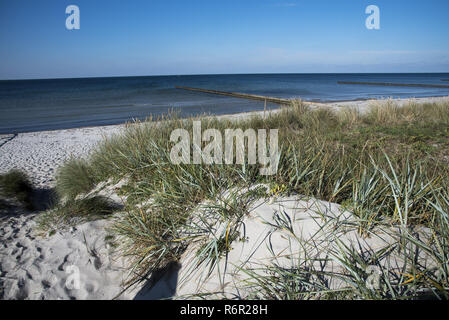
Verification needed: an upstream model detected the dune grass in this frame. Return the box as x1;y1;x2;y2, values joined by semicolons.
55;158;97;200
49;99;449;299
240;170;449;300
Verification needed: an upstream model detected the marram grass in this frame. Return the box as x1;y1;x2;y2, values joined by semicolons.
48;99;449;299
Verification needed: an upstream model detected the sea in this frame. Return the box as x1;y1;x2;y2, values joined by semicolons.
1;73;448;134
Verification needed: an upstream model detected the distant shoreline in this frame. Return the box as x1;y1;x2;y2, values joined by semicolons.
3;72;449;82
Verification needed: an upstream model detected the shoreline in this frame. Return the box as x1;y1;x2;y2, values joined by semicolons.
2;94;449;136
1;95;448;189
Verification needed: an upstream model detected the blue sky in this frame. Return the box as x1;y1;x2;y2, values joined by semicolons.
1;0;448;79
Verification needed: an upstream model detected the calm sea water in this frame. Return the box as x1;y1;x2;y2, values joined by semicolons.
1;73;449;134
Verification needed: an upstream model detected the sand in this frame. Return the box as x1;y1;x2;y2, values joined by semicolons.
0;96;447;300
0;213;133;300
130;191;434;299
0;125;125;189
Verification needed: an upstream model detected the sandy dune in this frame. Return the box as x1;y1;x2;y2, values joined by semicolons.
0;96;447;300
128;192;434;299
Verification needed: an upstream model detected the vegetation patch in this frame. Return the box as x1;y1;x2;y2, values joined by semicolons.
51;100;449;298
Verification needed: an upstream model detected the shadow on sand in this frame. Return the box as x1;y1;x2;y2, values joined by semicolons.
0;187;56;217
133;261;181;300
30;188;56;211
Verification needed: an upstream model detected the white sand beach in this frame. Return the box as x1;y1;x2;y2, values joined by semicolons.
0;125;125;189
0;96;448;300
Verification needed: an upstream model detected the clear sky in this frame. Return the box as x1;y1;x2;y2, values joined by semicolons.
1;0;448;79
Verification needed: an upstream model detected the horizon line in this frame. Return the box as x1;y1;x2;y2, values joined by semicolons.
2;71;449;81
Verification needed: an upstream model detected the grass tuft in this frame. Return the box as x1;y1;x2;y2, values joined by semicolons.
55;158;96;200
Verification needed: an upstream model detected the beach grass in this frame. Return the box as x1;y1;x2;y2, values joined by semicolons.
47;99;449;299
55;158;97;200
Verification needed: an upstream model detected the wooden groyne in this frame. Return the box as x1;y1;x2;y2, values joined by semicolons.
175;86;292;105
338;81;449;89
